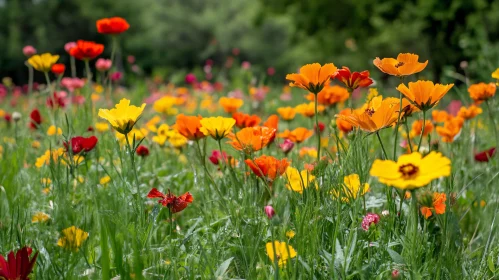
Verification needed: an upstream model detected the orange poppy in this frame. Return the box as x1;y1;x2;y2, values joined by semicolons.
336;109;354;134
232;112;261;128
96;17;130;35
420;192;446;219
173;114;205;140
263;115;279;143
306;85;350;106
468;82;496;102
432;110;451;123
295;102;325;118
245;155;290;185
277;107;296;121
410;119;434;138
277;127;314;143
219;97;243;113
286;63;338;94
69;40;104;61
396;80;454;111
335;96;401;133
373;53;428;77
436;117;464;143
227;126;276;153
457;104;482;120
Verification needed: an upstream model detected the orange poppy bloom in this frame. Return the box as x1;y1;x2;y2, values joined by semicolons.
420;192;446;219
173;114;205;140
51;63;65;75
96;17;130;35
432;110;451;123
410;119;434;138
306;85;350;106
295;102;325;118
468;82;496;102
396;80;454;111
227;126;276;153
335;96;401;133
436;117;464;143
373;53;428;77
69;40;104;61
333;67;373;90
277;107;296;121
278;127;314;143
245;155;290;185
457;104;482;120
219;97;243;113
263;115;279;143
286;63;338;94
336;109;354;134
232;112;261;128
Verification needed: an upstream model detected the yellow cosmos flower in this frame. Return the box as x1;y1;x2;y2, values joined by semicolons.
47;125;63;136
266;241;297;267
57;226;89;251
332;173;369;202
396;80;454;111
99;175;111;185
200;117;236;140
153;96;179;115
32;212;50;223
27;53;60;72
35;148;65;168
95;122;110;132
98;98;146;135
369;152;451;190
285;167;316;194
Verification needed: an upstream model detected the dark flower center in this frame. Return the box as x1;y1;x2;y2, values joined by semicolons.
395;62;405;68
399;163;419;178
365;108;375;116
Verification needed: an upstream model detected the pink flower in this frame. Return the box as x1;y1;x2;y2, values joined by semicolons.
264;205;275;219
391;269;400;279
267;67;275;76
61;78;85;92
64;42;77;53
447;100;462;116
228;89;244;99
95;58;112;72
279;139;295;154
208;150;228;165
280;92;292;101
241;61;251;70
185;73;197;85
23;45;37;57
361;213;380;231
109;71;123;81
232;48;240;56
127;55;136;64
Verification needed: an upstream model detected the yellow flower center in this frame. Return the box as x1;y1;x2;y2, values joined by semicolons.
398;163;419;179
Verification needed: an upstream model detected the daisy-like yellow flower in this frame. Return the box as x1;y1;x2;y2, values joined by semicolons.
285;167;316;194
152;124;170;146
57;226;89;251
99;175;111;185
373;53;428;77
285;230;296;239
295;102;325;118
98;98;146;135
47;125;63;136
396;80;454;111
200;117;236;140
266;241;297;267
35;148;65;168
332;173;369;202
369;152;451;190
27;53;60;72
457;104;482;120
95;122;110;132
32;212;50;223
153;96;179;115
286;63;338;94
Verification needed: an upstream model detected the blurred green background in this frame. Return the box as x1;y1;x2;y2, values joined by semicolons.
2;0;499;84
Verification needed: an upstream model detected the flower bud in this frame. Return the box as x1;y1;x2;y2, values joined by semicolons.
279;139;295;154
12;112;22;122
264;205;275;219
95;58;112;72
23;46;37;57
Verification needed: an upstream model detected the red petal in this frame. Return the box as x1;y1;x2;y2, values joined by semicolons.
147;188;165;199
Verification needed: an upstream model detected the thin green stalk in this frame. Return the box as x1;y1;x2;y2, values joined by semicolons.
411;189;419;272
314;97;321;161
376;132;388;159
70;56;76;78
417;111;426;152
27;64;34;95
485;99;498;150
393;91;404;159
403;119;413;153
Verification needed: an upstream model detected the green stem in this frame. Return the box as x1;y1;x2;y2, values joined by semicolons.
393;92;404;159
70;56;76;78
314;97;321;161
485;99;499;150
417;111;426;152
411;189;419;272
403;119;413;153
217;139;226;172
28;64;34;95
376;132;388;159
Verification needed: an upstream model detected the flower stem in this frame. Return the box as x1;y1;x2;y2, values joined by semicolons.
376;131;388;160
393;92;404;159
404;119;413;153
485;99;499;150
411;189;419;271
314;97;321;161
70;56;76;78
417;111;426;152
28;64;34;95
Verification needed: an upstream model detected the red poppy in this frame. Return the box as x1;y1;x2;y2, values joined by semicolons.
232;112;261;128
333;67;373;91
64;136;98;154
29;109;42;129
475;147;496;162
69;40;104;61
0;246;38;280
208;150;228;165
136;145;150;157
96;17;130;35
147;188;193;213
51;64;65;76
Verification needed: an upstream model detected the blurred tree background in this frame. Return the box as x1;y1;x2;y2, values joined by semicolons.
2;0;499;84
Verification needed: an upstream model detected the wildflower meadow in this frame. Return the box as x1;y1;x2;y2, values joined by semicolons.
1;13;499;280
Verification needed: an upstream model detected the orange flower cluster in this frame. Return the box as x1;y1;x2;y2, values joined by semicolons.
174;114;205;140
468;82;496;102
435;117;464;143
420;192;446;219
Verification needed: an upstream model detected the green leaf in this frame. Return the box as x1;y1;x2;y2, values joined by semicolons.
215;257;233;278
387;248;405;264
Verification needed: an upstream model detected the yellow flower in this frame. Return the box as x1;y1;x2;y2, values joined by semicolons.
98;98;146;135
41;178;52;185
299;147;317;159
167;130;188;149
57;226;89;251
145;116;162;132
32;140;41;149
285;167;316;194
199;117;236;140
152;124;170;146
492;68;499;80
47;125;63;136
153;96;179;115
369;152;451;190
266;241;297;267
285;230;296;239
277;107;296;121
35;148;65;168
366;88;379;102
95;122;110;132
295;102;325;118
219;97;244;113
27;53;60;72
100;175;111;185
332;174;369;202
32;212;50;223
